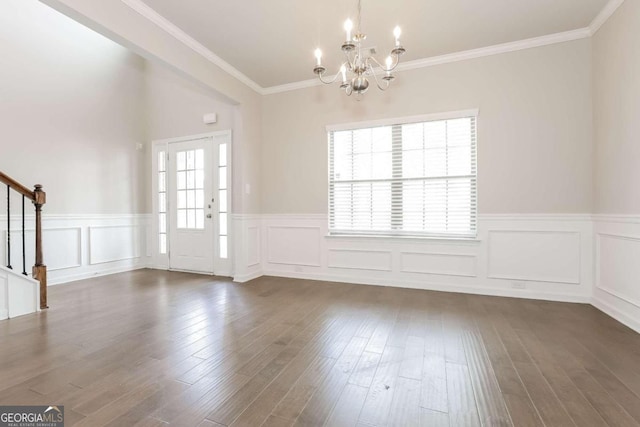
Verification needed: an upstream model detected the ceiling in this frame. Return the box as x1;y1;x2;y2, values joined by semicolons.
141;0;609;88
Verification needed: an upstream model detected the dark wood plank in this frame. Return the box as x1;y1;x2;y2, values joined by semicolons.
1;271;640;427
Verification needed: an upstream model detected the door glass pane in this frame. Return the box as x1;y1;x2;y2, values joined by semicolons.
177;210;186;228
177;190;186;209
159;213;166;233
158;152;166;172
219;236;228;259
157;150;167;255
196;149;204;169
177;171;186;190
219;144;227;167
186;150;195;169
219;167;227;189
219;190;227;212
159;193;166;213
177;151;186;170
195;190;204;209
195;210;204;229
158;172;166;192
219;213;227;235
218;145;228;259
187;171;195;188
187;209;196;228
187;190;195;209
195;170;204;189
159;234;166;254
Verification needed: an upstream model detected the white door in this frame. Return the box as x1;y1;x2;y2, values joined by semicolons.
168;138;215;273
153;131;231;275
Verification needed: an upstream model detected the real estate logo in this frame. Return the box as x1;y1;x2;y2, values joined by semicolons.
0;405;64;427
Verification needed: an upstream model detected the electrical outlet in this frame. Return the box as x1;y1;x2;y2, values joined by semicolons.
511;281;527;290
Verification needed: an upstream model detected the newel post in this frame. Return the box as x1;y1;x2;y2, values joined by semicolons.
32;184;47;309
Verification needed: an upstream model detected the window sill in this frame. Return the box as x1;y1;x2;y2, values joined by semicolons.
325;233;481;244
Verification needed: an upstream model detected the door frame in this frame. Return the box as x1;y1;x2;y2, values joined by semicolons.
150;130;233;276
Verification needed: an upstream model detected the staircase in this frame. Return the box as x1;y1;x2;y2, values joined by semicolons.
0;172;47;320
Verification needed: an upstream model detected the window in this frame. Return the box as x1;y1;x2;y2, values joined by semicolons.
176;149;205;229
157;151;167;254
328;112;477;238
218;143;228;258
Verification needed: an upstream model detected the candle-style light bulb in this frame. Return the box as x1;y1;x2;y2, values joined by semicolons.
314;48;323;66
344;19;354;42
393;26;402;47
340;64;347;83
385;56;393;74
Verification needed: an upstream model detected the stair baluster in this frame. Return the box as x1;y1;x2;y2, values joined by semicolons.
6;185;11;270
22;195;26;276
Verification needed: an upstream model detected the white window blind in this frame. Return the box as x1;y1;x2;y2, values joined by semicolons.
329;113;477;238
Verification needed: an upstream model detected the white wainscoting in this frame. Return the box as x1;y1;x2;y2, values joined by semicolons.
233;214;263;283
593;215;640;333
233;214;593;303
0;265;40;320
400;252;477;277
487;230;581;284
0;214;151;286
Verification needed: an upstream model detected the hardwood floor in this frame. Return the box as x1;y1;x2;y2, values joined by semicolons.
0;270;639;426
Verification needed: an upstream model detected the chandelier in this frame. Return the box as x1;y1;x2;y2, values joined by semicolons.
313;0;406;97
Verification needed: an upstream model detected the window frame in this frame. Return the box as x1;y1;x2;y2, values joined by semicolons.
327;109;478;240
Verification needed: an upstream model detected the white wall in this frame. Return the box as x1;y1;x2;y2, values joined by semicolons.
0;0;147;215
591;0;640;332
41;0;263;216
261;39;593;215
593;0;640;215
144;62;236;142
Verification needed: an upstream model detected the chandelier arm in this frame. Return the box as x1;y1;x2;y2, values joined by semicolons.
317;70;343;85
369;55;400;73
369;64;391;91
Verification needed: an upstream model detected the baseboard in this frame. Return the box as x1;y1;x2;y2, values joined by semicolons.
591;297;640;334
262;269;591;304
48;264;148;286
233;270;264;283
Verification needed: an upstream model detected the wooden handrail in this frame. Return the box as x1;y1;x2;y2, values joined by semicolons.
0;171;47;309
0;172;36;201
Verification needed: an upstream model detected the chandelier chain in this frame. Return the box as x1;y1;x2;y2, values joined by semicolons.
357;0;362;34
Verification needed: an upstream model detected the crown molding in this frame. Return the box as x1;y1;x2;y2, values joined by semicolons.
122;0;621;97
262;78;323;95
395;28;591;73
120;0;264;95
589;0;625;35
262;28;591;95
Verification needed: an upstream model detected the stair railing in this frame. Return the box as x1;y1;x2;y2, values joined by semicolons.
0;172;47;309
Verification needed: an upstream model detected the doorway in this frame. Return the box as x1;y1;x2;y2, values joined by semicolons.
152;131;231;276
